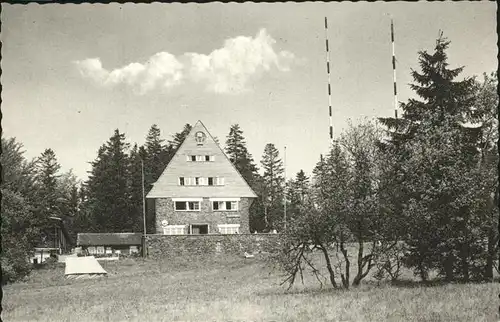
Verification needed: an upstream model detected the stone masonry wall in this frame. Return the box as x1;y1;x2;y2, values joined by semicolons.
155;197;252;234
145;234;279;259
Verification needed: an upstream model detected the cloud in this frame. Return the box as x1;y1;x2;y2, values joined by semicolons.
74;52;183;94
75;29;296;95
187;29;296;94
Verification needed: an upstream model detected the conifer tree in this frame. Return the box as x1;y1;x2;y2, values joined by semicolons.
287;170;310;222
225;124;259;186
169;123;192;152
85;130;133;232
260;143;285;230
34;148;62;246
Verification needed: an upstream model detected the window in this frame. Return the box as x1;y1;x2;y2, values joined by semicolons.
175;201;187;210
190;224;209;235
216;177;225;186
196;155;204;162
174;200;201;211
191;155;196;162
212;200;238;211
179;177;185;186
195;177;200;185
218;224;240;234
205;155;210;161
208;177;214;186
96;246;105;254
163;225;186;235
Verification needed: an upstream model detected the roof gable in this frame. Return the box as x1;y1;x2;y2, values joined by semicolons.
147;120;257;198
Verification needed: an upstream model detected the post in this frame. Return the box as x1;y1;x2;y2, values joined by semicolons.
141;159;147;258
284;145;287;230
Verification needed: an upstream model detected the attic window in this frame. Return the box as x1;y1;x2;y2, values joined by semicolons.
205;155;210;161
191;156;196;161
195;131;206;145
179;177;185;186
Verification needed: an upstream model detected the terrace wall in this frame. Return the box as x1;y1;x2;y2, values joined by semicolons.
145;234;279;259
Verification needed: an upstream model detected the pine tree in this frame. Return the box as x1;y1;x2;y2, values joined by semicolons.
128;144;148;233
377;33;491;282
287;170;310;222
378;33;477;146
34;148;62;246
260;143;285;230
85;130;133;232
225;124;259;186
169;123;192;152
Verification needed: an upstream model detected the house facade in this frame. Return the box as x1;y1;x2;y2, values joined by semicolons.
147;120;257;235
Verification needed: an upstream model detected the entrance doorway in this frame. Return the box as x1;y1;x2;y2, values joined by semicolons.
190;224;209;235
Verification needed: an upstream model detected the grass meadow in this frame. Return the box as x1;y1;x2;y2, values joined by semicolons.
2;253;499;322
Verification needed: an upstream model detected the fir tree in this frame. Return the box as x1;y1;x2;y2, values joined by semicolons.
85;130;133;232
287;170;310;222
224;124;259;186
34;148;62;246
260;143;285;230
169;123;192;152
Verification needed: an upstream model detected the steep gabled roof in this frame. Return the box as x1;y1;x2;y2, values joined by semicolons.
147;120;257;198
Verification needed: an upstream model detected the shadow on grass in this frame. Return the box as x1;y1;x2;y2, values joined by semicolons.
256;276;500;298
388;276;500;288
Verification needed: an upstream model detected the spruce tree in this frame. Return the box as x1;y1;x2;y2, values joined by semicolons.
287;170;310;222
378;33;490;282
260;143;285;230
169;123;192;152
34;148;62;246
85;130;133;232
225;124;259;186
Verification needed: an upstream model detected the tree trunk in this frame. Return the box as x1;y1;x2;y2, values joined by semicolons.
485;229;497;281
340;236;350;289
320;245;337;288
352;238;364;286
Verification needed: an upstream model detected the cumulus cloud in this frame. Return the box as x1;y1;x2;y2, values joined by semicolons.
75;29;296;95
74;52;183;94
187;29;296;94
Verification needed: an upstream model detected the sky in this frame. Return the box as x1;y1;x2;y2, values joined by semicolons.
2;2;497;181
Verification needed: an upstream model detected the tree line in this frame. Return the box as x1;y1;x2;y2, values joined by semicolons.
2;33;497;286
274;34;498;288
1;118;288;282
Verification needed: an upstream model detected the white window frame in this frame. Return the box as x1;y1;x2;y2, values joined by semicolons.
212;201;239;211
216;177;225;186
196;155;204;162
163;225;187;235
218;224;240;234
172;198;202;212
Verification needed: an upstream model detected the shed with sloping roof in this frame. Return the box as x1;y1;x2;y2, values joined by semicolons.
77;233;142;256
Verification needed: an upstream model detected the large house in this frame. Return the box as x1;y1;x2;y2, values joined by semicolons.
147;120;257;235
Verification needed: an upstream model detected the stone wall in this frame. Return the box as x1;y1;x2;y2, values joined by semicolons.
145;233;279;259
154;197;252;234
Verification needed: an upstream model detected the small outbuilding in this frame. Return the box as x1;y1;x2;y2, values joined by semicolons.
76;233;142;256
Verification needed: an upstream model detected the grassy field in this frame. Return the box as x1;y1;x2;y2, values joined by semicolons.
2;254;499;322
